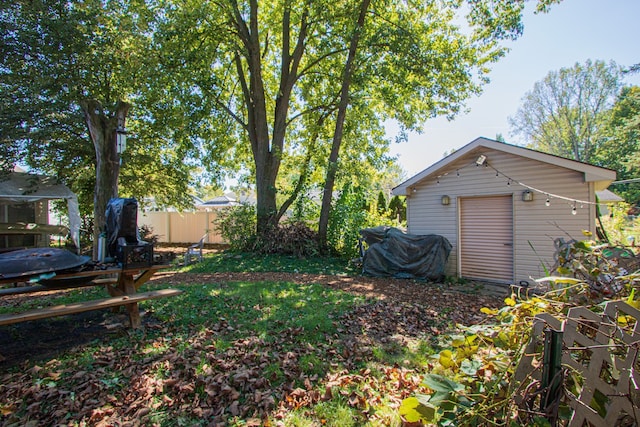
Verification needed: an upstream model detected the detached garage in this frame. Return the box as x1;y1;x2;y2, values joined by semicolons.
392;137;617;286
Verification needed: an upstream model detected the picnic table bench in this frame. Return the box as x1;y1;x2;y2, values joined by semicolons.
0;264;181;329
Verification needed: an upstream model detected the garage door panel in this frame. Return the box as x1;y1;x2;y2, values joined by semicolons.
460;195;513;282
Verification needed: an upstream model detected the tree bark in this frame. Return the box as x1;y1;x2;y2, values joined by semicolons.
79;99;130;258
232;0;309;237
317;0;370;249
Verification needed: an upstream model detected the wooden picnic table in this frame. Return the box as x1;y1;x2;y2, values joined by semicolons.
0;264;181;329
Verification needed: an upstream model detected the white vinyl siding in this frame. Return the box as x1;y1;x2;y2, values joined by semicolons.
406;149;595;284
460;195;513;282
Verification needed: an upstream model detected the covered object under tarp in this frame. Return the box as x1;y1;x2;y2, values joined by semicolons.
0;172;80;250
360;226;452;280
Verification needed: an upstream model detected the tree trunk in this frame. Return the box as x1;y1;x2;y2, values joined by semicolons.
233;0;308;238
79;100;130;258
317;0;370;249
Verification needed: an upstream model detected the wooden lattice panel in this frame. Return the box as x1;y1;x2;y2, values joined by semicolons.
514;301;640;426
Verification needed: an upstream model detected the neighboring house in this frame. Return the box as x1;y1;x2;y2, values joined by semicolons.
0;171;81;250
392;137;617;286
138;194;248;244
197;195;241;210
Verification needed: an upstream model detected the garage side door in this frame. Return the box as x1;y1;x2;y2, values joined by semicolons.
460;195;513;283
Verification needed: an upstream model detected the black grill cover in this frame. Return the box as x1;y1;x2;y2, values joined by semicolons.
360;226;452;280
105;198;140;258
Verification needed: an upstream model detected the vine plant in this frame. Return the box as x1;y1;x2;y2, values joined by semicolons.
400;235;639;426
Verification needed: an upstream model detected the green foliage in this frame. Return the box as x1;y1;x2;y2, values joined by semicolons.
401;237;640;425
388;195;406;223
152;0;539;238
595;85;640;203
290;187;321;224
376;191;387;215
600;202;640;246
510;59;624;163
214;203;322;257
541;235;639;304
327;184;368;258
214;204;257;252
0;0;197;218
327;184;400;258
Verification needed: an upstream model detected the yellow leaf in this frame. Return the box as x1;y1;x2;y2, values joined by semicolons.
439;350;455;369
457;345;479;359
627;289;640;309
451;337;466;347
618;315;636;326
504;297;516;306
481;307;498;315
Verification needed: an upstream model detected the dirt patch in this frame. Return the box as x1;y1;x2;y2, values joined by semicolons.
0;270;505;369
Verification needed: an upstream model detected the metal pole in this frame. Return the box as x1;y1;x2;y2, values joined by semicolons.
541;328;564;425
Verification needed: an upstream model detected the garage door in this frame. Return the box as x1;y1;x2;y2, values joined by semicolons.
460;195;513;283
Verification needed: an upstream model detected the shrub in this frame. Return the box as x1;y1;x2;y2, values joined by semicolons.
327;184;402;258
546;234;639;304
214;204;320;257
214;203;257;252
400;237;640;426
600;202;640;246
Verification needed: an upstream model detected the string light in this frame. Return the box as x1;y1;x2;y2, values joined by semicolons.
427;158;615;215
484;164;608;209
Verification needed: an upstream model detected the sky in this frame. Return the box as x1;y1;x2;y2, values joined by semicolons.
387;0;640;179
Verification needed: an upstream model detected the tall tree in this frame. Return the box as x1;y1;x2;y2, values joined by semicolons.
157;0;556;245
317;0;370;248
0;0;195;251
509;59;624;162
595;85;640;202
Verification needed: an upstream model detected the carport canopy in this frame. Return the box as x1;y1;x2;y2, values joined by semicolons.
0;172;81;250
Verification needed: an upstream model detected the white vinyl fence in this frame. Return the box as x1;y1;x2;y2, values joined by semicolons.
138;211;225;244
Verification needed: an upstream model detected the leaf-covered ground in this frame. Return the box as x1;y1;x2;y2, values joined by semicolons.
0;271;504;426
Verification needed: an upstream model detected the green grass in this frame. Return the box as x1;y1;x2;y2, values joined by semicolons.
147;280;362;345
1;252;435;426
185;251;358;275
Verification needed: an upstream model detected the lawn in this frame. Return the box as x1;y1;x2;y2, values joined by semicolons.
0;252;502;426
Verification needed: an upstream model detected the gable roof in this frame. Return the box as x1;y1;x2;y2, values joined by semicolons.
393;137;616;195
0;171;77;202
198;195;240;208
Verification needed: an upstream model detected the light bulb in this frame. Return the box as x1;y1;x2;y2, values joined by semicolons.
572;206;577;215
545;196;550;207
